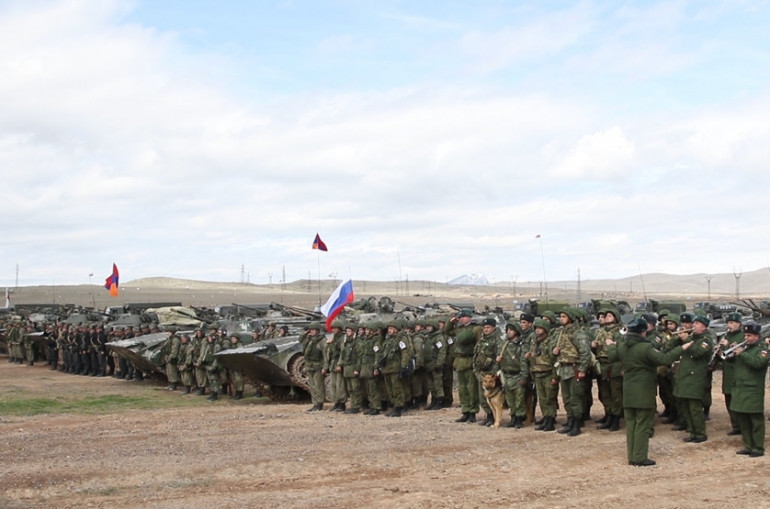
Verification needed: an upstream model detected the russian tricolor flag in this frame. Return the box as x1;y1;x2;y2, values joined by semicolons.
320;279;355;331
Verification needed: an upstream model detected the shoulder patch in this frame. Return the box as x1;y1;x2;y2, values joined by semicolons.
447;338;454;345
761;350;768;358
655;337;661;343
398;340;407;350
435;341;443;349
701;342;709;350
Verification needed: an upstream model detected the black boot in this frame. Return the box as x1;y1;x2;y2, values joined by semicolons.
514;416;523;429
328;402;340;412
181;386;191;395
455;412;470;423
542;416;556;431
596;414;609;425
207;391;218;401
234;391;243;400
427;397;443;410
388;406;402;417
567;418;582;437
608;414;621;432
197;387;206;396
467;413;477;423
505;415;517;428
344;407;360;414
479;413;494;426
558;417;574;434
598;414;613;429
535;418;546;430
307;403;323;412
333;403;346;413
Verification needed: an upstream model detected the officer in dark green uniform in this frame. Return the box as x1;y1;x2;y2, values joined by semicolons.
446;309;482;423
607;317;691;466
729;322;768;457
672;315;713;443
717;312;744;435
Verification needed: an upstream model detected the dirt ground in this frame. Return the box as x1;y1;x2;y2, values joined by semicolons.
3;361;770;509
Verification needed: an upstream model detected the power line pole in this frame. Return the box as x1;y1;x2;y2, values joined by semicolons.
733;268;742;299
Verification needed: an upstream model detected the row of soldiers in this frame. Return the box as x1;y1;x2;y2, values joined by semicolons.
4;321;36;365
296;305;760;444
1;320;275;401
159;327;254;401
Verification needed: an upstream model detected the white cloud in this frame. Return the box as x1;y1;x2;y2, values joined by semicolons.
2;0;770;287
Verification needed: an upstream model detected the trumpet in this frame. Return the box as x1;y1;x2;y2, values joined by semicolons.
674;328;695;336
719;340;748;360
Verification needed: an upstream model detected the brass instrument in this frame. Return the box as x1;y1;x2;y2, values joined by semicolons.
674;328;695;336
719;340;748;360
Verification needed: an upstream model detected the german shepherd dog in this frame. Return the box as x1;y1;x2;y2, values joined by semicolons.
481;373;504;428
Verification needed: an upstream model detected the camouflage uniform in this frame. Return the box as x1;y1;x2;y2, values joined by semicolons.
498;321;528;427
554;309;591;436
593;309;623;430
359;324;383;414
423;322;447;409
178;335;195;393
527;319;558;431
198;334;223;400
473;319;501;426
446;310;482;422
225;335;246;399
338;326;363;412
302;322;327;411
324;323;347;411
163;331;182;390
380;321;413;417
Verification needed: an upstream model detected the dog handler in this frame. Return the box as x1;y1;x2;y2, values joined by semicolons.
607;317;691;466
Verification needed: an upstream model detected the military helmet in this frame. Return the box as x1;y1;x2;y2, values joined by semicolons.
657;308;671;318
330;319;344;330
600;308;620;323
541;310;557;324
308;321;323;332
533;318;551;333
666;314;681;326
559;308;576;323
505;320;522;335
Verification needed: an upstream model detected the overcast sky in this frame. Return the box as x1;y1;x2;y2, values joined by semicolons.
2;0;770;287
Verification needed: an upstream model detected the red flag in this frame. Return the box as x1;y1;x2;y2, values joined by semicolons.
312;233;328;252
104;263;119;297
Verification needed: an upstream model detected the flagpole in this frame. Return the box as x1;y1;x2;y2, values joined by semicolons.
317;251;322;305
538;235;548;305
